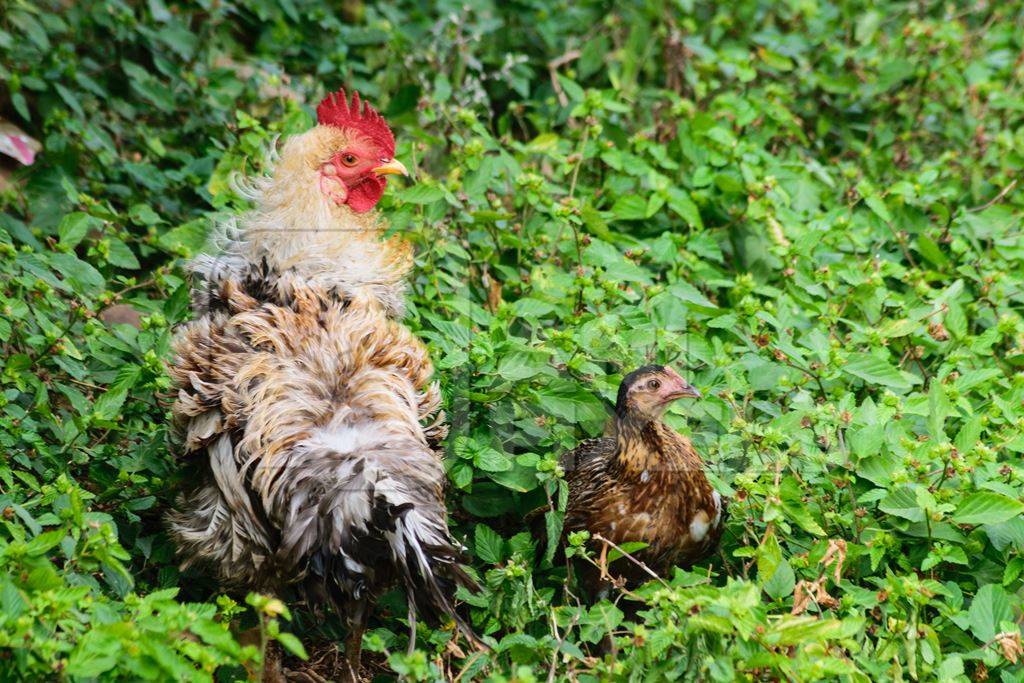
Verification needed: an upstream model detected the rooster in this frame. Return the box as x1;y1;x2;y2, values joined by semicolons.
167;88;477;679
562;366;726;596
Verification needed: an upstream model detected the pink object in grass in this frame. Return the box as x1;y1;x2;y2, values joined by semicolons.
0;121;41;166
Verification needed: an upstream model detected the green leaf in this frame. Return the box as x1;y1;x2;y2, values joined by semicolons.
917;234;949;268
512;298;556;318
164;282;191;322
398;184;445;204
954;416;983;453
497;349;552;380
556;74;585;103
580;601;624;643
58;212;99;248
863;195;892;222
121;60;174;111
844;353;919;391
432;72;452;103
967;584;1012;643
49;253;105;298
487;461;538;491
611;195;648;220
93;365;142;420
11;91;30;122
67;629;122;677
879;485;925;522
849;424;884;458
669;281;717;310
129;204;163;225
106;238;140;269
607;540;648;563
927;380;952;441
474;524;504;564
276;632;308;660
159;219;208;256
878;318;917;339
765;617;845;646
447;460;473;489
497;632;539;652
526;133;560;152
0;578;26;618
666;188;704;229
534;380;607;425
543;509;563;565
757;531;783;580
780;477;826;536
763;560;795;599
952;492;1024;526
475;445;512;472
24;529;66;556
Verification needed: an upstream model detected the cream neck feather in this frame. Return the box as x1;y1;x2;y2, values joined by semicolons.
193;128;412;315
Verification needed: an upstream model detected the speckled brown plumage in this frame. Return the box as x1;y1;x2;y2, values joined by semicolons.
562;366;726;590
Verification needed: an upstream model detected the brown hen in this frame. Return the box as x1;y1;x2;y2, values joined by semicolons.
562;365;726;595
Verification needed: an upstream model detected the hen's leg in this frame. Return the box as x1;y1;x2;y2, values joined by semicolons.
597;540;612;583
342;601;368;682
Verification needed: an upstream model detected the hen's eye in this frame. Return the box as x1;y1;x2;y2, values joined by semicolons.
340;154;358;166
646;379;661;390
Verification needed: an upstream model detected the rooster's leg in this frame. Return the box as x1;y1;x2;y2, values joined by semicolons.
342;600;368;682
262;641;285;683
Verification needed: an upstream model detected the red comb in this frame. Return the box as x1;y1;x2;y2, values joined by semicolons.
316;88;395;158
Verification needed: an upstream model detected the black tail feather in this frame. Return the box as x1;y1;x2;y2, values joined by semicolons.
393;510;485;649
302;493;485;649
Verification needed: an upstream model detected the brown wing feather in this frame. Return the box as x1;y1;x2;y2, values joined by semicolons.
560;437;616;472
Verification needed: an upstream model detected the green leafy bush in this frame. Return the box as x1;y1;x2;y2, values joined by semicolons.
1;1;1023;680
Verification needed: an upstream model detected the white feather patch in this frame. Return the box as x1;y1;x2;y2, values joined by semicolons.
312;423;393;455
689;510;711;543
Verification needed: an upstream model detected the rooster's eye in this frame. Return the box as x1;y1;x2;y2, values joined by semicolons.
646;379;661;390
340;154;358;166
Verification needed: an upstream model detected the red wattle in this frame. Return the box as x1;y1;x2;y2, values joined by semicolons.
346;176;387;213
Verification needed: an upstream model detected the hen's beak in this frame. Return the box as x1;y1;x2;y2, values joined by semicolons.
662;366;701;401
373;159;409;177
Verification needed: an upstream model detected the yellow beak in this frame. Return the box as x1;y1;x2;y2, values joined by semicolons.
373;159;409;177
